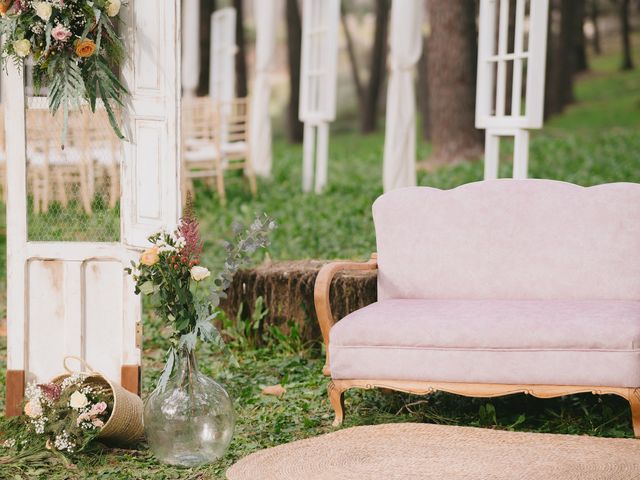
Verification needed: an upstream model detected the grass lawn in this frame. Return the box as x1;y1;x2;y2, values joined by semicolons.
1;36;640;478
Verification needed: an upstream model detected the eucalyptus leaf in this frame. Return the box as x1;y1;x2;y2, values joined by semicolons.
156;348;175;393
140;281;155;295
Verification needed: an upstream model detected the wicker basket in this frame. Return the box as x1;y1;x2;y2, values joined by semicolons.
51;357;144;446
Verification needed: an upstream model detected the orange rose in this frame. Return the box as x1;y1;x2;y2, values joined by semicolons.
75;39;96;58
140;247;160;266
0;1;13;15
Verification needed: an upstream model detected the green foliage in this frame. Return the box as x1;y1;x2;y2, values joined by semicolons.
47;54;85;141
0;0;128;141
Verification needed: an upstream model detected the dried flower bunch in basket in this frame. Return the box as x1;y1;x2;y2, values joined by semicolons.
0;358;143;456
0;0;128;141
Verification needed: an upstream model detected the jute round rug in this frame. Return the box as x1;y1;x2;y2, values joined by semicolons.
226;423;640;479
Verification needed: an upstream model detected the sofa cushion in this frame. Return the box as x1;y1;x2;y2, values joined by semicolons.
372;180;640;301
329;299;640;387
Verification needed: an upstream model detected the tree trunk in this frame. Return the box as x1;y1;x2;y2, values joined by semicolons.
575;0;589;72
360;0;391;134
426;0;483;164
417;35;430;140
589;0;602;55
558;0;578;107
340;4;365;108
544;4;559;118
234;0;249;97
619;0;634;70
285;0;304;143
197;0;216;96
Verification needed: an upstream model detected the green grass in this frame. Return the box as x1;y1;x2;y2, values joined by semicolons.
2;37;640;479
0;313;634;479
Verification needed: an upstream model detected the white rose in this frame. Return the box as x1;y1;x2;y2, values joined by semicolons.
24;400;42;418
13;39;31;58
34;2;52;21
69;391;89;410
190;266;211;282
106;0;121;17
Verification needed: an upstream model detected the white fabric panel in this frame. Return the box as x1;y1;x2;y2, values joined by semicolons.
181;0;200;96
250;0;280;178
210;8;237;103
382;0;423;192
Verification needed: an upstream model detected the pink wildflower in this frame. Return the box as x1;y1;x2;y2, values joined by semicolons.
38;383;62;402
178;194;202;265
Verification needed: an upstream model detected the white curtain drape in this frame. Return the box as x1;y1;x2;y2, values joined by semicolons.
250;0;280;178
382;0;423;192
181;0;200;97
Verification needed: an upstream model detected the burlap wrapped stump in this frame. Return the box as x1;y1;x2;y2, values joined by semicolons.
52;369;144;446
227;423;640;480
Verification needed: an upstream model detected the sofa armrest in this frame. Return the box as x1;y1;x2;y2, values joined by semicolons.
314;253;378;375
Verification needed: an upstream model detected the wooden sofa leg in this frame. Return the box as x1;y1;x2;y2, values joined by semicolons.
328;381;345;427
629;388;640;438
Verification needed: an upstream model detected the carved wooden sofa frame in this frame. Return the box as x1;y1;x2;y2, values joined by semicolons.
315;252;640;437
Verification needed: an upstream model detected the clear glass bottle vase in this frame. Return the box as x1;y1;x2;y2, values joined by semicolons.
144;347;235;466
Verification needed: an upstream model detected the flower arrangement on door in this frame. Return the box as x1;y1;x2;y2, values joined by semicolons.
0;0;128;140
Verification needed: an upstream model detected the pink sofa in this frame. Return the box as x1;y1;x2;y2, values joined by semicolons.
315;179;640;436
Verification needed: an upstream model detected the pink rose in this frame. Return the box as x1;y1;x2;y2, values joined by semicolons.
92;418;104;428
51;24;71;42
76;412;89;426
92;402;107;414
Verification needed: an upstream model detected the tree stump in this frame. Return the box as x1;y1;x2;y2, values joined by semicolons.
220;260;377;343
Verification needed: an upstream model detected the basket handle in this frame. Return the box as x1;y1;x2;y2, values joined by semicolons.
63;355;96;374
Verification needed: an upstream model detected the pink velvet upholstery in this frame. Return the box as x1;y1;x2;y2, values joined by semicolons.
330;180;640;387
329;299;640;387
373;180;640;301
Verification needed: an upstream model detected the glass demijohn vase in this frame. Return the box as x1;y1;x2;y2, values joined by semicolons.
144;347;235;466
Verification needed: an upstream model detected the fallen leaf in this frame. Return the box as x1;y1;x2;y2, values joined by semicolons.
261;384;286;397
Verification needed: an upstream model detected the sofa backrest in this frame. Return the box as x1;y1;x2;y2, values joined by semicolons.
373;179;640;300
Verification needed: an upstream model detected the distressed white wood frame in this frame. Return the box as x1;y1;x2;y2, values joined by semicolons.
475;0;549;179
4;0;181;412
210;7;237;103
299;0;340;193
483;128;530;180
121;0;182;248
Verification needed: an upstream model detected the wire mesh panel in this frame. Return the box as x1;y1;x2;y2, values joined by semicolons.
25;96;121;242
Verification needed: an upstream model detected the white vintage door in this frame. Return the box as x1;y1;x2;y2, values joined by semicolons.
299;0;340;193
475;0;549;179
4;0;181;415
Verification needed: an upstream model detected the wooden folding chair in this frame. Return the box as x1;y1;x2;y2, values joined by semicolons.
217;97;257;199
181;97;257;206
181;97;226;203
